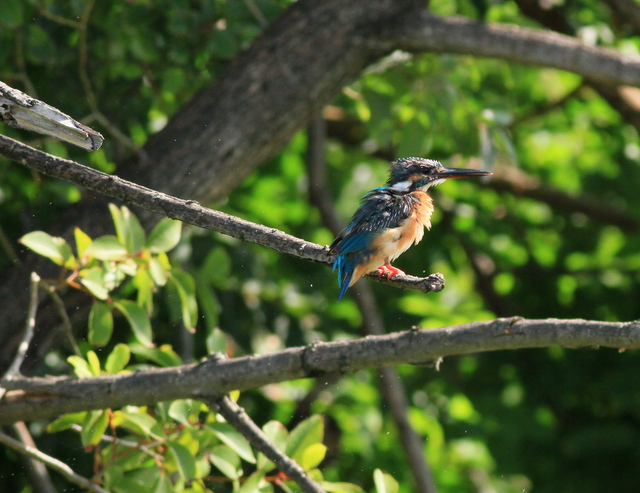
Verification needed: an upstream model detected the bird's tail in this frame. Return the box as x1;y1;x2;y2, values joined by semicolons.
333;255;354;301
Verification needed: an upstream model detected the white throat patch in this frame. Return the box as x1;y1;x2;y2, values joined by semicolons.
390;180;412;192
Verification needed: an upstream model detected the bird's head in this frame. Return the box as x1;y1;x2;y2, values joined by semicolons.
387;157;491;192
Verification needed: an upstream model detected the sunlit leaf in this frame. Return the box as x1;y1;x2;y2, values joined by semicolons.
146;218;182;253
74;227;93;258
373;469;399;493
19;231;65;265
286;415;324;464
81;409;109;447
105;343;131;374
67;355;94;378
209;422;256;463
80;267;110;300
84;236;128;261
168;441;196;481
209;444;242;480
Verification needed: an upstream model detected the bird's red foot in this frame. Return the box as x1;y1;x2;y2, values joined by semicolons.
377;263;405;278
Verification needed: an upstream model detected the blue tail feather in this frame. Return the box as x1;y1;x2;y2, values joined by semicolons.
333;255;355;301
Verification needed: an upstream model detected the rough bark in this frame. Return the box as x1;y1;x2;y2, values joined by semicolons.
2;317;640;424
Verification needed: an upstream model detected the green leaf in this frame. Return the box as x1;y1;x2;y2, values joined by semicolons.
321;482;365;493
135;266;154;314
206;327;227;355
209;422;256;463
286;415;324;464
238;471;266;493
47;412;87;433
129;343;182;367
151;473;173;493
80;267;110;300
88;301;114;346
74;227;93;258
168;270;198;330
109;204;146;253
0;0;23;29
209;444;242;480
84;236;128;261
19;231;65;265
300;443;327;470
114;300;152;346
149;257;168;286
146;218;182;253
168;400;193;426
373;469;399;493
105;343;131;374
86;350;101;376
67;355;94;378
257;421;288;471
168;441;196;481
81;410;109;447
117;408;164;439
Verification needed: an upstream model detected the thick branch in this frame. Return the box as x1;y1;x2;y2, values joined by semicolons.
1;317;640;424
381;12;640;87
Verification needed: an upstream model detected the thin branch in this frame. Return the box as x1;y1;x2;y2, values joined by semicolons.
68;423;164;461
2;317;640;424
210;395;326;493
39;282;82;357
0;429;109;493
3;272;40;379
380;12;640;87
0;133;443;295
306;116;437;493
9;422;57;493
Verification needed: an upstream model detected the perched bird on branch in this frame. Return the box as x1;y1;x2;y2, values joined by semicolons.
330;157;491;300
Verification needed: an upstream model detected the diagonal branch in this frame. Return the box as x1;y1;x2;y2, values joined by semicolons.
0;133;444;295
210;394;326;493
0;429;108;492
1;317;640;425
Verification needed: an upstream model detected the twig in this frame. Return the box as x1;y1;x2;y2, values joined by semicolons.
210;395;326;493
0;429;109;493
306;116;437;493
38;282;82;357
0;133;442;296
68;423;164;460
2;317;640;424
9;422;57;493
3;272;40;378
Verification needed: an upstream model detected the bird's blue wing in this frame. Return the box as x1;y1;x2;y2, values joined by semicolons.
330;189;413;299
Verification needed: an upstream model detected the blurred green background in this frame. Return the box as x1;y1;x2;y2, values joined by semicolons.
2;0;640;491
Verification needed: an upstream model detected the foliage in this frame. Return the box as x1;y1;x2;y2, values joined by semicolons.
3;0;640;492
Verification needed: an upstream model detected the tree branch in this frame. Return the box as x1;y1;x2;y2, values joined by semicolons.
0;81;103;151
0;133;444;295
0;429;108;492
381;12;640;87
2;317;640;424
209;394;326;493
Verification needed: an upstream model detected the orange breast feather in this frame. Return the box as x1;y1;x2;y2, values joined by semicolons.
350;192;434;285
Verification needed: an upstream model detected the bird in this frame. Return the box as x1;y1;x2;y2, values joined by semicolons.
330;157;491;300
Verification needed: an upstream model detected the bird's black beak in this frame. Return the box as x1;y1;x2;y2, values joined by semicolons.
436;167;492;180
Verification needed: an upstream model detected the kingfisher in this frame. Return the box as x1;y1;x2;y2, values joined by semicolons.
330;157;491;300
